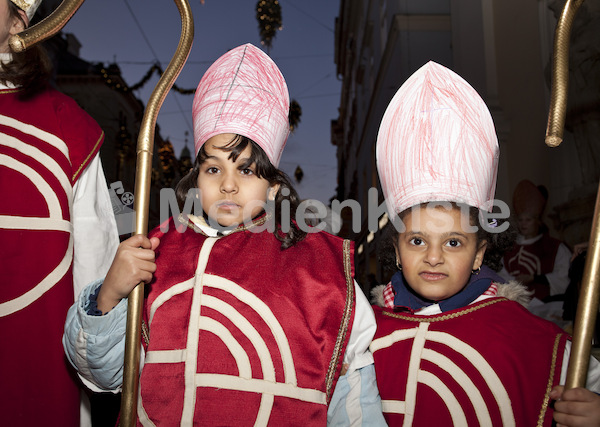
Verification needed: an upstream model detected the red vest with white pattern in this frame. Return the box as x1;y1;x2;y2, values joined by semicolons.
372;299;568;427
0;86;103;425
138;217;355;426
503;234;562;299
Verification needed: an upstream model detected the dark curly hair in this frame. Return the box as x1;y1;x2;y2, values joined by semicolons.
175;134;306;249
379;202;516;274
0;2;52;99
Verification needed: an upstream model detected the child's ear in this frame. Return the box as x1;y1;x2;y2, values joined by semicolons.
267;184;280;201
473;240;488;270
11;10;28;35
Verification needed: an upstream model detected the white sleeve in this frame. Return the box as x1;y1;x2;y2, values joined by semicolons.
560;341;600;393
343;281;377;374
328;364;387;426
63;280;128;393
72;155;119;299
547;243;572;296
328;281;386;426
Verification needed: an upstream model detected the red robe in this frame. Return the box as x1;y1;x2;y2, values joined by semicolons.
372;298;568;426
137;216;356;425
0;86;103;426
503;234;562;299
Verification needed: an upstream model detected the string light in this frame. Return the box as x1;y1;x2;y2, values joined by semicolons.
99;63;196;95
256;0;283;51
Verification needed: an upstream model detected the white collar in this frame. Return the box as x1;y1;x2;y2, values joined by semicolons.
516;233;543;245
183;214;234;237
0;53;18;89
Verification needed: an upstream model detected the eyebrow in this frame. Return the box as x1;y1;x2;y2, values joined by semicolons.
202;154;251;164
237;157;255;169
404;230;468;239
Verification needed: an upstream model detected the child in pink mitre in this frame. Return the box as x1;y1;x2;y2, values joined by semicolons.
63;43;386;425
370;61;600;426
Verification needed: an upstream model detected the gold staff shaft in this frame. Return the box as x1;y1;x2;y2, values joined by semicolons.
567;189;600;389
119;1;194;425
545;0;584;148
545;0;600;389
8;0;85;53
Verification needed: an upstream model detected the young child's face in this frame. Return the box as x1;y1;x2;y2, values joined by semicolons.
517;213;540;239
196;133;277;227
395;206;487;301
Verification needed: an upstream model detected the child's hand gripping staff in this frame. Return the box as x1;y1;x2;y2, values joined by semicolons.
119;2;193;424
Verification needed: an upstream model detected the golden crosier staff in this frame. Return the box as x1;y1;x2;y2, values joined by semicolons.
10;0;195;423
546;0;600;389
545;0;584;148
121;2;193;424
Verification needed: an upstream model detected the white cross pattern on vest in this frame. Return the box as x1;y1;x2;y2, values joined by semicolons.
370;322;516;426
0;114;74;317
140;238;327;426
508;246;542;276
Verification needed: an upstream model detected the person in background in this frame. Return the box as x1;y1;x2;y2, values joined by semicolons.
369;61;600;426
63;43;385;425
500;179;572;302
0;0;118;425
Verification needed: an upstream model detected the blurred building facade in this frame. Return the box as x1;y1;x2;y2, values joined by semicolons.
332;0;600;290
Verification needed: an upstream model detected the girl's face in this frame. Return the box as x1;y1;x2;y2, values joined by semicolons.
196;133;278;227
0;1;25;53
517;213;540;239
395;206;487;301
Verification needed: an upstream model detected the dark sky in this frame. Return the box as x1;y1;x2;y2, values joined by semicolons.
63;0;341;204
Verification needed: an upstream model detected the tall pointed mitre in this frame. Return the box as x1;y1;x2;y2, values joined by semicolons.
10;0;42;21
376;61;499;216
192;43;290;167
513;179;547;217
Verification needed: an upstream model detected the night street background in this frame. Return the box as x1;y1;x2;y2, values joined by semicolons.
63;0;341;204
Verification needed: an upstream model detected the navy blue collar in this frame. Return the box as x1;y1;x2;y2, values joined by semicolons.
391;265;503;313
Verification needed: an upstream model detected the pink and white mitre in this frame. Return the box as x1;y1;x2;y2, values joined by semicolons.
376;61;499;216
192;43;290;167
